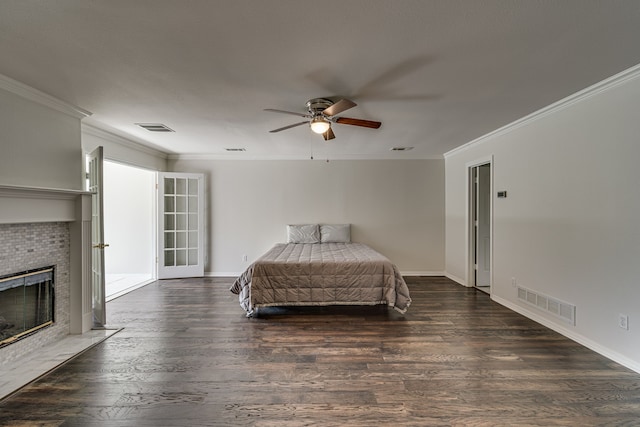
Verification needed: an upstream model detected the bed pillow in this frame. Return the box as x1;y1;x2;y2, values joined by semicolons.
287;224;320;243
320;224;351;243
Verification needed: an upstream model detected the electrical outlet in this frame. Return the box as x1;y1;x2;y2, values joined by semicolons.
242;254;248;262
511;277;517;287
618;314;629;330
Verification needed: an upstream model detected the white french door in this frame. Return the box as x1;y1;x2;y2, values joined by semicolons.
87;146;107;327
158;173;205;279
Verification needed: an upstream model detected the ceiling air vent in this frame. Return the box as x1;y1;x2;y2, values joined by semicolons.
225;148;246;152
135;123;175;132
391;146;414;151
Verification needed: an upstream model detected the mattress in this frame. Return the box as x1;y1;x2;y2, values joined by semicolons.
230;243;411;316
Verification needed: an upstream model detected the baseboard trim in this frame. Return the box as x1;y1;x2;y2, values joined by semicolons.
205;272;241;277
445;272;467;286
106;278;155;302
400;271;445;277
492;294;640;375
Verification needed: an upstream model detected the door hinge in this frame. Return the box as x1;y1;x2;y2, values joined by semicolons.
474;263;478;270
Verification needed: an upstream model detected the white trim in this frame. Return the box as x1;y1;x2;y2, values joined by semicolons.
205;272;241;277
0;185;91;224
168;153;444;161
82;124;169;162
105;279;155;302
464;155;494;169
445;272;467;286
492;295;640;375
444;63;640;158
400;271;445;276
0;185;89;200
465;157;494;292
0;73;91;119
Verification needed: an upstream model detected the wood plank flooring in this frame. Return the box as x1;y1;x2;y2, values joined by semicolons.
1;276;639;426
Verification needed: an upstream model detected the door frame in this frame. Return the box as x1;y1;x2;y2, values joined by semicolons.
465;156;494;292
102;160;158;300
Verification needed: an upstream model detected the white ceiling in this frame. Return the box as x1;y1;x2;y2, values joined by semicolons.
1;1;640;159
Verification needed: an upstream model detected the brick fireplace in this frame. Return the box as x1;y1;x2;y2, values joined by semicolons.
0;223;69;362
0;185;93;368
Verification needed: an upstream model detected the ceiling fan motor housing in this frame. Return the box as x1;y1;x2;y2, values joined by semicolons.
306;98;334;116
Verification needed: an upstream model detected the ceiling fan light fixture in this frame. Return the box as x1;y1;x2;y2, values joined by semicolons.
310;117;330;134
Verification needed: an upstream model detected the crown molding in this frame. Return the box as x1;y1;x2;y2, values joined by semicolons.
82;123;169;160
167;153;443;161
444;63;640;158
0;73;91;119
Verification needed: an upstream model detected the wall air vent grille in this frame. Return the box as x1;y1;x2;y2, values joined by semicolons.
390;147;414;151
517;285;575;325
225;148;246;152
135;123;174;132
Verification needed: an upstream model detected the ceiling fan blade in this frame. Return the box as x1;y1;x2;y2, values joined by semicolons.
335;117;382;129
322;98;357;117
264;108;312;118
322;127;336;141
269;121;309;133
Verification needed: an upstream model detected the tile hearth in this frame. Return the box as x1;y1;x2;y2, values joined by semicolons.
0;328;120;400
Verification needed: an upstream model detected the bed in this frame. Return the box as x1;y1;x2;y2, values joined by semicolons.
230;224;411;317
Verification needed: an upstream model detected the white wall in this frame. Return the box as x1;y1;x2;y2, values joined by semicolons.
103;161;155;275
0;87;83;190
444;66;640;372
167;159;445;275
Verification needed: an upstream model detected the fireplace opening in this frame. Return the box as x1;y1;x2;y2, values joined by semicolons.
0;266;55;348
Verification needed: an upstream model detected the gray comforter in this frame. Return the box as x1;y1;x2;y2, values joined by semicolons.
230;243;411;316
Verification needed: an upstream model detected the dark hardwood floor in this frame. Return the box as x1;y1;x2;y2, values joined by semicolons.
1;276;639;426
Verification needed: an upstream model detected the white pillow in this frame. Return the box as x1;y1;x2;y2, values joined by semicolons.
320;224;351;243
287;224;320;243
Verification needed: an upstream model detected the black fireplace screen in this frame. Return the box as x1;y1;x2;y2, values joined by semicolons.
0;266;54;347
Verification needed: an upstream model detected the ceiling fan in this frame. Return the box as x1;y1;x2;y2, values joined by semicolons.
265;97;381;140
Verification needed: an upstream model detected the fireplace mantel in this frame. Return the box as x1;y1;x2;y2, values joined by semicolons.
0;184;94;335
0;185;91;224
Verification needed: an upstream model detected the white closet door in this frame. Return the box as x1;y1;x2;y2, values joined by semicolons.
158;173;205;279
475;164;491;287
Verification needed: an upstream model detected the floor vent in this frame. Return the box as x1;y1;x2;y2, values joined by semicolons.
517;286;575;325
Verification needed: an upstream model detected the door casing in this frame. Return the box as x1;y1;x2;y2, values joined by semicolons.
465;156;493;292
